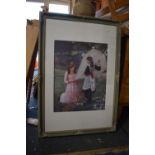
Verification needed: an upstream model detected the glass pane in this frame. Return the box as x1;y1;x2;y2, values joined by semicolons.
26;2;43;20
26;2;69;20
49;4;69;14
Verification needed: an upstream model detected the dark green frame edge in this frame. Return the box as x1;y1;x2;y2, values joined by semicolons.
39;12;121;138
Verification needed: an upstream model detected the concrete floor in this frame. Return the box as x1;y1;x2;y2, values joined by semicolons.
51;146;128;155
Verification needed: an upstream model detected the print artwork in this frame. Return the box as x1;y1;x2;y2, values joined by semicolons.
54;40;108;112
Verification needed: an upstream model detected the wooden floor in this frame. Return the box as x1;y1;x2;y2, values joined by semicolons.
51;146;129;155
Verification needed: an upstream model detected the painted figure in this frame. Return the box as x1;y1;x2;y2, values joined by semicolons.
82;56;101;104
60;62;82;104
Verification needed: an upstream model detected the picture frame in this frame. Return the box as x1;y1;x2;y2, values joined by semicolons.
39;12;121;137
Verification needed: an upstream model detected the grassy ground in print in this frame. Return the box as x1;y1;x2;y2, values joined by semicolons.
54;68;106;112
54;68;65;104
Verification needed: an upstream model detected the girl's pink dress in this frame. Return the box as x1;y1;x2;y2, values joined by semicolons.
60;71;81;104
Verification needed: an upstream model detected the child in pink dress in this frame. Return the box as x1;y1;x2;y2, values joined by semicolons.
60;62;82;104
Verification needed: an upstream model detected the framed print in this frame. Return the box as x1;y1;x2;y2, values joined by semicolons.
39;12;121;137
